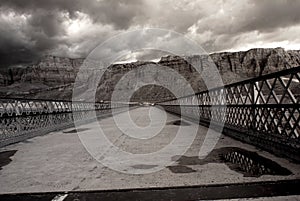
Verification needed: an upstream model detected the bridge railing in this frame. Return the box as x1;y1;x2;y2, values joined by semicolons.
0;98;128;147
0;98;128;117
158;66;300;161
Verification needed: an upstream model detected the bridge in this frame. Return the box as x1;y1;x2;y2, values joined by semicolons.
0;67;299;200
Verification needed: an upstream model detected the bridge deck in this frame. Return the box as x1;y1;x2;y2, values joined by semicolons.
0;107;300;194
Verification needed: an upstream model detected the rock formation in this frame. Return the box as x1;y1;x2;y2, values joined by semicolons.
0;47;299;102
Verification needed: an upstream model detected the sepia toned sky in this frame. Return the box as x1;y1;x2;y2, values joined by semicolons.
0;0;300;65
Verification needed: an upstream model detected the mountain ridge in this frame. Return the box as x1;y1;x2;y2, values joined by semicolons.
0;47;299;101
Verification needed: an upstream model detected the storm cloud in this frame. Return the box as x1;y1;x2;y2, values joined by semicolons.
0;0;299;66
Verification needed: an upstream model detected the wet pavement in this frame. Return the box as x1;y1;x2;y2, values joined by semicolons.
170;147;292;177
62;128;90;134
166;120;191;126
0;107;299;199
0;150;17;170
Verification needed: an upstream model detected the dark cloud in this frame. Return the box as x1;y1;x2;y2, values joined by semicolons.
244;0;300;32
28;11;65;38
0;0;299;67
0;0;147;29
0;0;150;66
187;0;300;52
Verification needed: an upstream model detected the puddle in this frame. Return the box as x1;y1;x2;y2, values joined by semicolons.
167;165;196;173
63;128;90;133
220;147;292;177
167;120;191;126
172;155;202;165
131;164;158;169
0;150;17;170
171;147;292;177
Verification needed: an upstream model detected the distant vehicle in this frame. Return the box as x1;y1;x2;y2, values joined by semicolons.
140;102;155;106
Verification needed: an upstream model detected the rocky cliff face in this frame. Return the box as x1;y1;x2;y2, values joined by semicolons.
0;55;84;86
0;48;299;101
211;48;300;76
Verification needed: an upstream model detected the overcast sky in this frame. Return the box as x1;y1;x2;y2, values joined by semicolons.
0;0;300;65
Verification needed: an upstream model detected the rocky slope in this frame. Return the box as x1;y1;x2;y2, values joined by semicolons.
0;47;299;102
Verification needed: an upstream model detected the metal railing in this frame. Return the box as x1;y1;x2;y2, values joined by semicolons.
0;98;128;147
158;66;300;161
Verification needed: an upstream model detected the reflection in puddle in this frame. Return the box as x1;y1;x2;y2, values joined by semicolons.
221;148;292;177
171;147;292;177
167;120;191;126
0;150;17;170
63;128;90;134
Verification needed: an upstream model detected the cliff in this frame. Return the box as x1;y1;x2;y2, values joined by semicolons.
0;47;299;101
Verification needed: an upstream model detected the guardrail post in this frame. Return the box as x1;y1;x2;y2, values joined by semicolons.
250;80;255;134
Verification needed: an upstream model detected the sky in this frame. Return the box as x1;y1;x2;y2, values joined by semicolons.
0;0;300;66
